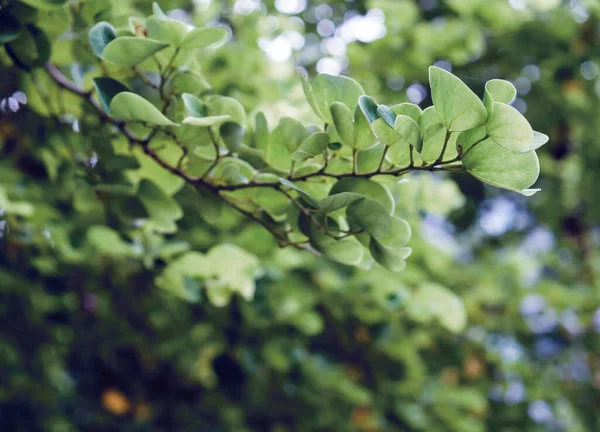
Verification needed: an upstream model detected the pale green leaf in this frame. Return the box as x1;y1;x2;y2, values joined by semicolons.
311;73;365;124
330;102;354;147
180;27;228;49
103;36;168;66
486;102;534;153
110;92;176;125
429;66;487;131
292;132;329;161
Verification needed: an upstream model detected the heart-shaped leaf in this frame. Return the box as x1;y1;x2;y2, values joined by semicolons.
429;66;487;131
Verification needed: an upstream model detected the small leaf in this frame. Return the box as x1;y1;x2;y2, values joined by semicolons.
315;193;364;213
254;112;270;150
394;115;421;151
357;143;385;173
456;125;486;154
327;142;342;151
88;22;116;58
311;73;365;124
483;79;517;114
137;179;183;229
146;16;188;46
429;66;487;131
330;178;394;213
371;119;404;147
347;199;392;239
354;104;378;149
330;102;354;147
298;69;322;120
205;95;246;124
220;122;246;152
377;216;411;248
462;138;540;193
292;132;329;161
278;178;319;208
418;105;441;134
358;95;379;124
103;36;168;66
377;105;396;128
180;26;228;48
182;115;231;127
170;71;212;94
532;130;549;148
93;77;129;114
182;92;205;117
110;92;176;125
486;102;534;153
369;240;411;272
277;117;306;152
391;102;422;122
152;1;168;19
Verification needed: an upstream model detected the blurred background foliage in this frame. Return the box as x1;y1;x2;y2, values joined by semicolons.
1;0;600;431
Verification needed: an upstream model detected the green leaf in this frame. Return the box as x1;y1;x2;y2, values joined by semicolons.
486;102;535;153
103;37;168;66
0;11;22;44
212;158;255;184
300;214;364;266
93;77;129;114
146;16;188;46
182;115;231;127
347;199;392;238
429;66;486;131
155;252;205;302
278;178;319;208
205;95;246;124
219;122;246;152
418;105;441;134
330;178;395;213
462;138;540;193
87;225;136;256
354;104;378;149
484;79;517;114
391;102;422;122
330;102;354;147
394;115;421;151
137;179;183;230
254;112;270;151
182;93;205;117
532;131;549;147
358;95;379;124
407;282;467;333
371;119;404;147
377;105;397;128
315;193;364;213
110;92;176;125
180;27;228;48
19;0;66;11
277;117;306;152
292;132;329;161
170;71;212;94
456;125;486;154
357;143;385;173
421;123;447;162
369;240;411;272
311;73;365;124
6;24;50;69
298;69;321;120
88;21;116;58
152;1;168;19
377;216;412;248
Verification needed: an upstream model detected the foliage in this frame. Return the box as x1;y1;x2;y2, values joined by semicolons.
0;0;599;431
